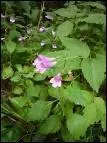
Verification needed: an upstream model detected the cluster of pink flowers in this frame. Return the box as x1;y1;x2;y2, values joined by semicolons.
33;55;62;88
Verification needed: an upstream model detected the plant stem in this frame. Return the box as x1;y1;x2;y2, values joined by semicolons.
37;1;45;29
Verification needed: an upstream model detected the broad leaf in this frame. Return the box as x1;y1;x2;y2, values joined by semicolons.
34;73;47;81
54;6;79;18
9;30;20;40
56;21;73;37
39;115;61;134
83;103;97;125
39;86;48;100
5;40;16;54
27;100;52;121
61;125;75;142
44;50;82;77
63;86;94;106
77;14;106;25
79;2;106;10
27;85;41;97
31;9;39;23
48;86;59;99
59;37;90;58
66;113;88;139
9;96;29;108
94;97;106;121
82;58;106;92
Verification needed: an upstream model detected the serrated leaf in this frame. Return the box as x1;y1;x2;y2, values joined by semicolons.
66;113;88;139
54;6;78;18
44;50;82;77
82;58;105;92
78;14;106;25
59;37;90;58
5;40;16;54
56;21;73;37
39;115;61;134
83;103;97;125
2;66;14;79
27;100;52;121
63;86;94;106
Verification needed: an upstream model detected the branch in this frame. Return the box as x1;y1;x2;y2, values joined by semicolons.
37;1;45;29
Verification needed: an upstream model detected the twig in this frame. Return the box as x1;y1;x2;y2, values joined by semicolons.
37;1;45;29
16;132;36;142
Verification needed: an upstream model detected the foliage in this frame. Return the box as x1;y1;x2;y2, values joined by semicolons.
1;1;106;142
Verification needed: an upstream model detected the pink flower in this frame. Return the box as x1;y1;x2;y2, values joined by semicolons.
33;55;57;73
50;73;62;88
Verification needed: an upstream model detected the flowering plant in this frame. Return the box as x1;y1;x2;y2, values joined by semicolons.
1;1;106;142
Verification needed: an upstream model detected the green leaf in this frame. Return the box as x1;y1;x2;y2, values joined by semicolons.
12;86;23;95
83;103;97;125
56;21;73;37
66;113;88;139
5;40;16;54
31;9;39;23
23;72;35;78
15;64;23;72
2;66;14;79
1;126;21;142
10;73;21;83
79;2;106;10
19;1;31;13
101;114;106;132
94;97;106;121
9;96;29;108
9;30;20;40
78;14;106;25
39;115;61;134
27;85;41;97
59;37;90;58
61;125;74;142
39;86;48;100
44;50;82;77
54;6;79;18
34;74;47;81
63;86;94;106
48;86;59;99
27;100;52;121
82;58;106;92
